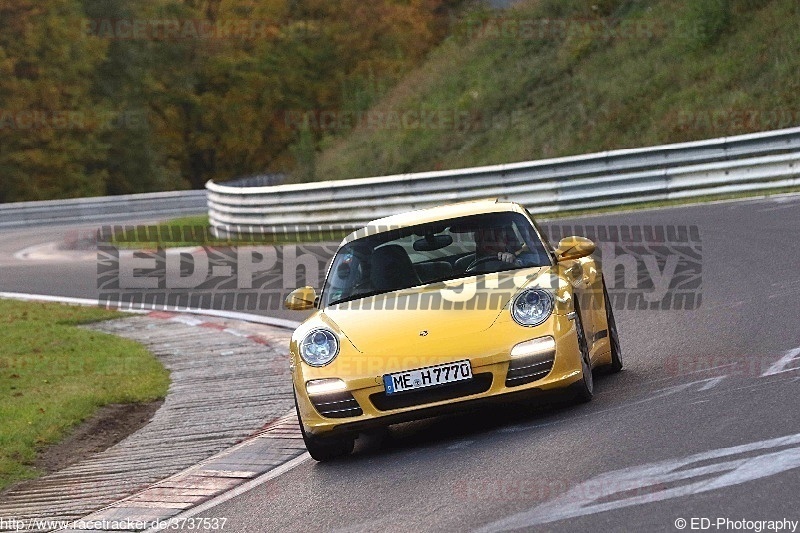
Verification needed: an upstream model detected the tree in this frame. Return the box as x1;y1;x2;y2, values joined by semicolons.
0;0;109;201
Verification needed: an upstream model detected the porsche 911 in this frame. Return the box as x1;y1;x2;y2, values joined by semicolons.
285;199;622;460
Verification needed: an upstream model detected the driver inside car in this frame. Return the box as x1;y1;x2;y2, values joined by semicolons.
474;226;521;266
455;223;549;273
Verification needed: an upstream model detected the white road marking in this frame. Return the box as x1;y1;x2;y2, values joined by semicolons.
649;362;738;384
500;422;556;433
170;315;205;326
634;376;727;405
697;376;726;391
501;375;733;435
499;350;800;436
447;440;475;450
0;291;148;311
476;432;800;531
223;327;249;337
143;453;311;532
0;291;300;329
761;346;800;377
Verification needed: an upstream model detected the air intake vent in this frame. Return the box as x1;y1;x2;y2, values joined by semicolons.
505;354;555;387
309;391;363;419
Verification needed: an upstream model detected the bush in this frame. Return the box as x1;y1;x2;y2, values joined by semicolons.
680;0;732;50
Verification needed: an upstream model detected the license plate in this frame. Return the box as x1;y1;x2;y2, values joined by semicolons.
383;360;472;395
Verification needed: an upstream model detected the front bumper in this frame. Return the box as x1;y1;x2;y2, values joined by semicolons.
294;312;587;437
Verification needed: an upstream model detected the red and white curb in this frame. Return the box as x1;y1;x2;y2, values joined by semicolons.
0;292;307;532
0;291;301;331
60;414;309;532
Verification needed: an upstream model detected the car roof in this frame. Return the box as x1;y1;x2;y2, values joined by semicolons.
342;199;528;244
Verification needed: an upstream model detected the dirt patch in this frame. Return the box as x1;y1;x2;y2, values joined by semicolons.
35;400;163;474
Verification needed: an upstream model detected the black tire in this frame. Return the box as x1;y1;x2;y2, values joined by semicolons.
294;390;355;462
602;279;623;373
571;298;594;403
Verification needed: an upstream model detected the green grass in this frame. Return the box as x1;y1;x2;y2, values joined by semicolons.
162;215;210;228
110;214;348;248
311;0;800;180
0;300;170;491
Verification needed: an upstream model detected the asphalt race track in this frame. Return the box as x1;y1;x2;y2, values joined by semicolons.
2;194;800;532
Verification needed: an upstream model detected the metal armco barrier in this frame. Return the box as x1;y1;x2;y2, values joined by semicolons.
0;190;207;229
206;127;800;235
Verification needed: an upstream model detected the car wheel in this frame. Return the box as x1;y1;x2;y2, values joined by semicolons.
571;298;594;403
602;278;623;373
294;389;355;462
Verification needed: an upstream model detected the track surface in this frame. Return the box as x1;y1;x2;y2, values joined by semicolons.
2;195;800;531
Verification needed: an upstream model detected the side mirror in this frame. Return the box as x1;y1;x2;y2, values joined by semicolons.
555;236;596;262
284;286;318;311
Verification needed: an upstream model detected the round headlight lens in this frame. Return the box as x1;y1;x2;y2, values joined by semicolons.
299;329;340;366
511;289;554;327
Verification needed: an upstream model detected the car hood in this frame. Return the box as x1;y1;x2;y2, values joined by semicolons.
323;267;547;356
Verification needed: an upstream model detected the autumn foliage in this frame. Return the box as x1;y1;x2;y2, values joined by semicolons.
0;0;461;202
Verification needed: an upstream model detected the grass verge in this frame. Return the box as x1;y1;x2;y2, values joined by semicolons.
0;300;169;492
312;0;799;180
108;214;348;248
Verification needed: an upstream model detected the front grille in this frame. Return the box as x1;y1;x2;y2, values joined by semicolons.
505;353;555;387
309;391;363;419
370;372;493;411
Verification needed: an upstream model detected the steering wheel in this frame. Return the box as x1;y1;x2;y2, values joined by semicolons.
465;255;504;272
465;243;529;273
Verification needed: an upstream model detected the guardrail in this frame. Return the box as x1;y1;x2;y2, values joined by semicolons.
207;127;800;235
0;190;207;229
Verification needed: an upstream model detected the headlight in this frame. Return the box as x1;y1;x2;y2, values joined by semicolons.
299;329;340;366
511;289;554;327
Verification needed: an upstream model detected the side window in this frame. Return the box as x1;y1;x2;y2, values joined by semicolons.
521;211;554;265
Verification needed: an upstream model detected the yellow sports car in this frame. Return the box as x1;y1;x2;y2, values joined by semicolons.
285;199;622;460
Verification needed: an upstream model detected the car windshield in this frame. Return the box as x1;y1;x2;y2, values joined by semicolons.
321;211;551;307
